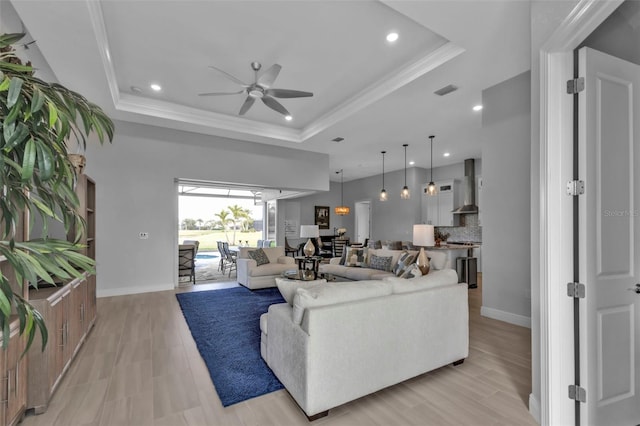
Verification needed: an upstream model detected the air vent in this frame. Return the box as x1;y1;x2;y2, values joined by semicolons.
434;84;459;96
332;137;345;142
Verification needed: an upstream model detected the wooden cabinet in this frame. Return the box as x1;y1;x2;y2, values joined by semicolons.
0;319;27;426
27;275;96;414
68;175;96;260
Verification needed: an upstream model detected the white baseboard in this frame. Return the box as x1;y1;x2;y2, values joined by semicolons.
97;282;174;298
529;393;541;424
481;306;531;328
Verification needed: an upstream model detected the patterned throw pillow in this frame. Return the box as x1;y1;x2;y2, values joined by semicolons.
344;247;368;267
248;248;270;266
369;254;393;272
393;251;416;277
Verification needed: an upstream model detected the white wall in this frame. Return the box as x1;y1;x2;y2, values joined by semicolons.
481;71;531;327
85;120;329;297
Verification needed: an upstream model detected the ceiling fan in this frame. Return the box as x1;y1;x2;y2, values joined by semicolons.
198;61;313;118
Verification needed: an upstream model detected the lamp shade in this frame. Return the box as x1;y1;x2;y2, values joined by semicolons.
413;224;435;247
300;225;319;239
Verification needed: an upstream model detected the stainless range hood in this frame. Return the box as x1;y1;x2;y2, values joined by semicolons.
452;158;479;214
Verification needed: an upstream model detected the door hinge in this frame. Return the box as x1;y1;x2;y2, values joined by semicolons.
567;77;585;94
568;384;586;403
566;180;585;196
567;282;586;298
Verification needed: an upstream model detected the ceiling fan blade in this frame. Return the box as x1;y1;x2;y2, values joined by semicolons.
262;95;290;116
208;66;249;87
238;96;256;115
198;90;244;97
265;88;313;98
257;64;282;88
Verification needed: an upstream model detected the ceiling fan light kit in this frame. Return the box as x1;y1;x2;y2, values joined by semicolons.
199;62;313;118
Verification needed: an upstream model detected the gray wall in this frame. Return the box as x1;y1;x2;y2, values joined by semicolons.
286;159;483;245
85;120;329;296
481;71;531;325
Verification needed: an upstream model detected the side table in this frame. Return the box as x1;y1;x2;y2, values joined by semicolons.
294;256;323;280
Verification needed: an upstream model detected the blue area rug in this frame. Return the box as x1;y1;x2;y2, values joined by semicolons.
176;286;285;406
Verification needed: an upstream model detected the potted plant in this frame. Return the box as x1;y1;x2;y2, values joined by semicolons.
0;33;113;351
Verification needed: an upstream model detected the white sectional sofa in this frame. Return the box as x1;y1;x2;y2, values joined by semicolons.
319;248;451;281
260;270;468;419
236;246;295;290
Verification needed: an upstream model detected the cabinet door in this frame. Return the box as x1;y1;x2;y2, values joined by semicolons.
5;326;25;426
85;274;96;328
49;296;67;390
69;280;85;354
438;192;454;226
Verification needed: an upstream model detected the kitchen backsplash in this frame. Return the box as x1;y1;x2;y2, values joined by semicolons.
437;214;482;243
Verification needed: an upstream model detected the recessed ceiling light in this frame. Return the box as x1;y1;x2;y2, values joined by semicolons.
150;83;162;92
443;152;450;157
386;32;399;43
409;161;415;165
284;115;292;121
473;105;483;111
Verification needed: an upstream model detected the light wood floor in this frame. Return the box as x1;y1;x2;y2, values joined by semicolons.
21;275;537;426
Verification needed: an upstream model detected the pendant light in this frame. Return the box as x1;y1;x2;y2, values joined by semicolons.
334;169;350;215
379;151;388;201
427;135;437;196
401;143;410;199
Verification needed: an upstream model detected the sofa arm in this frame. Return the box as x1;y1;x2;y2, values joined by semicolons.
265;304;310;411
329;257;342;265
277;256;295;265
236;258;257;285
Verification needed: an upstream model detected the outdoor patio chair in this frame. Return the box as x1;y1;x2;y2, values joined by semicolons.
222;242;237;277
216;241;226;271
178;244;196;285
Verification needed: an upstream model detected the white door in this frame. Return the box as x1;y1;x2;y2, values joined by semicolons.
578;47;640;425
354;201;370;245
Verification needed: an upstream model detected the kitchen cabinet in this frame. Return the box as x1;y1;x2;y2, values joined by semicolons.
421;180;460;226
27;274;96;414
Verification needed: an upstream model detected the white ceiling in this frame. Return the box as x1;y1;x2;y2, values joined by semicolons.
9;0;531;182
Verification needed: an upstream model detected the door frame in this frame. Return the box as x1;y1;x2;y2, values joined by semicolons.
539;1;623;424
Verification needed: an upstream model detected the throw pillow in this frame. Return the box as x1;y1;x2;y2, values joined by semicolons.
369;254;393;272
344;247;367;266
393;250;416;277
339;246;349;265
275;277;326;306
248;248;270;266
400;263;423;279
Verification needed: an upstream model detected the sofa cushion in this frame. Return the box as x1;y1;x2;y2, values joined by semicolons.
275;277;326;306
393;250;416;277
384;269;459;294
248;248;270;266
369;254;393;272
249;263;293;277
292;281;392;325
424;250;447;270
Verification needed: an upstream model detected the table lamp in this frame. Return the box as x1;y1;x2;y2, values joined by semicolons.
300;225;319;257
413;224;435;275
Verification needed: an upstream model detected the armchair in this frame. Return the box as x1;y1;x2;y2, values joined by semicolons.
236;246;295;290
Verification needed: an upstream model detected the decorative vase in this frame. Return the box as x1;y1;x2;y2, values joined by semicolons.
303;238;315;257
68;154;86;174
416;247;431;275
435;239;442;247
